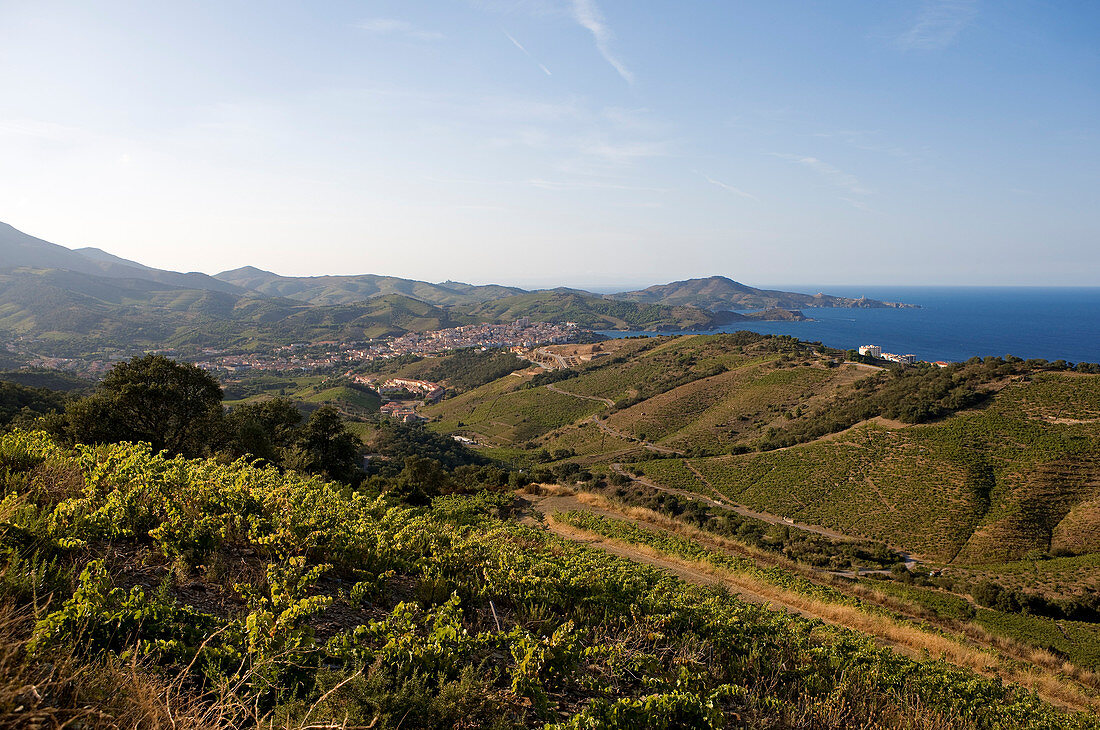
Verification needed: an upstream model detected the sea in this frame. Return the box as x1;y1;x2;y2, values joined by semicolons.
597;287;1100;364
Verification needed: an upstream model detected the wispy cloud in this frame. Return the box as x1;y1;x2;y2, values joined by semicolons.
811;129;923;163
703;175;759;201
896;0;977;51
503;30;553;76
774;152;875;201
356;18;443;42
579;139;671;163
527;178;666;192
570;0;634;85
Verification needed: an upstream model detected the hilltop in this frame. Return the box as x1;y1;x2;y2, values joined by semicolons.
214;266;525;306
610;275;918;311
0;221;243;294
0;222;912;356
454;290;746;331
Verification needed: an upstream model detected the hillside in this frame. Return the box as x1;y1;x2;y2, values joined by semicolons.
455;290;747;331
423;335;1100;569
0;267;477;354
0;221;244;294
1;429;1095;727
610;275;917;311
215;266;525;306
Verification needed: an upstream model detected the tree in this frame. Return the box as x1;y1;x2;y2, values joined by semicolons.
284;406;361;484
66;355;223;457
224;397;303;464
387;455;448;505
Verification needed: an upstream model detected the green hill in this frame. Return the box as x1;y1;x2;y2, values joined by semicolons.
0;221;244;293
215;266;525;306
455;290;745;330
422;336;1100;569
0;267;479;354
610;275;918;310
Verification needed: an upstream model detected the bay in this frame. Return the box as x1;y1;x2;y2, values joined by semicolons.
598;286;1100;364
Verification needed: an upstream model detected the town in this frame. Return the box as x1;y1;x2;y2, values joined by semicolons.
6;320;583;379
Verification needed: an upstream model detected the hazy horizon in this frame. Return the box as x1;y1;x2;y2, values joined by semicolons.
2;2;1097;286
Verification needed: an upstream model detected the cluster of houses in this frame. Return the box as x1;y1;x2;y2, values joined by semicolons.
352;375;446;423
383;320;578;356
857;344;916;365
377;378;445;403
378;401;426;423
857;344;950;368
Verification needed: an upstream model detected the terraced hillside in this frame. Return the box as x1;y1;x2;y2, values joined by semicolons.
423;333;831;447
635;378;1100;564
421;335;1100;574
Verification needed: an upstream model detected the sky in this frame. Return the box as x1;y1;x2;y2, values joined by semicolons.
0;1;1097;289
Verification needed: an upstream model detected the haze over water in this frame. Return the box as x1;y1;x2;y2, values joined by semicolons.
602;287;1100;364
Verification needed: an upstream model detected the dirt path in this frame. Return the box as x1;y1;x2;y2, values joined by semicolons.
612;464;852;541
865;476;900;514
524;491;814;616
683;460;726;500
536;348;570;370
545;384;615;408
843;361;886;372
520;489;1100;713
590;417;684;455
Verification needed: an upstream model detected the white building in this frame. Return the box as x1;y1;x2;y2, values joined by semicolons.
858;345;882;357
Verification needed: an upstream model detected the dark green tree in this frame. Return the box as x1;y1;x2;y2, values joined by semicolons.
1;380;71;430
387;455;449;505
284;406;361;483
65;355;223;457
223;397;303;464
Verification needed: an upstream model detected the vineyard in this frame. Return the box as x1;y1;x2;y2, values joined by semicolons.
992;373;1100;422
863;579;1100;669
603;363;850;454
548;509;1100;714
2;429;1098;728
415;337;1100;571
642;396;1100;565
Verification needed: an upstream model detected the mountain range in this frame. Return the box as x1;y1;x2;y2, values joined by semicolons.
0;221;912;353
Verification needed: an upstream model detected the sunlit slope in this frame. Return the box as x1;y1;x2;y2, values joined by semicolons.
636;373;1100;563
423;333;828;447
425;371;607;444
423;336;1099;567
602;361;866;453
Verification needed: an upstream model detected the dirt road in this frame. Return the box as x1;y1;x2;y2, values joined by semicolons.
610;463;918;570
545;384;614;407
518;488;1099;713
523;490;814;616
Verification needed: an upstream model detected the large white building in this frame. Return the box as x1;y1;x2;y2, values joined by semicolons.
858;345;882;357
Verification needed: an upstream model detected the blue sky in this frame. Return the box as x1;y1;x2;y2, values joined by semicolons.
1;1;1097;288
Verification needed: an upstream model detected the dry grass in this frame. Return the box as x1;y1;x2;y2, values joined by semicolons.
546;508;1100;715
572;488;1100;694
520;483;576;497
0;601;375;729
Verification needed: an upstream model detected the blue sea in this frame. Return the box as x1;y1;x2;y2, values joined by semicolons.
599;287;1100;364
